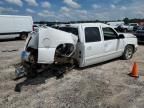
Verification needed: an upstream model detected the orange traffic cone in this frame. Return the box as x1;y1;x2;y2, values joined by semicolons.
129;62;139;78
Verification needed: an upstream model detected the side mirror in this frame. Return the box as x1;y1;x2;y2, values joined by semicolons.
119;34;125;39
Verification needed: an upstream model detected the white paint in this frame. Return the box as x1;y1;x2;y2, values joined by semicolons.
24;23;138;67
38;26;78;64
0;15;33;39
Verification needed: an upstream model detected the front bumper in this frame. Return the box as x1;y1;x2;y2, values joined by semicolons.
134;47;138;53
134;44;138;53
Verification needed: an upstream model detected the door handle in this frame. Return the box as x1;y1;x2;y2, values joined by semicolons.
105;43;108;47
87;46;92;50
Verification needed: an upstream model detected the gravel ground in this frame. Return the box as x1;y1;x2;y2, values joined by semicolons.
0;39;144;108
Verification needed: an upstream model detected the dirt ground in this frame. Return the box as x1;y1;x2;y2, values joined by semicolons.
0;39;144;108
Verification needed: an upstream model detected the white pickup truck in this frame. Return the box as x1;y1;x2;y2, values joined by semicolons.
21;23;137;73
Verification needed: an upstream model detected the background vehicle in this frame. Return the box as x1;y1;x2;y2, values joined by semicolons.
0;15;33;40
107;21;124;30
116;24;129;32
134;28;144;42
108;22;139;32
137;26;144;31
128;23;139;31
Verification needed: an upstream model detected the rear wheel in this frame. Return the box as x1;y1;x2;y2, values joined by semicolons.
20;33;28;40
122;45;134;60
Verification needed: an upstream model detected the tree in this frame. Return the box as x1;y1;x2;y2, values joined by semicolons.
123;17;129;24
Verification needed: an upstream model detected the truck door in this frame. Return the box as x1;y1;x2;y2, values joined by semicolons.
102;27;124;59
81;27;104;67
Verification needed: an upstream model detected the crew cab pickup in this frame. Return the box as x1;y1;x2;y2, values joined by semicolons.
22;23;137;69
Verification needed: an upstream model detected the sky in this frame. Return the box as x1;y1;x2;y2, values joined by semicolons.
0;0;144;22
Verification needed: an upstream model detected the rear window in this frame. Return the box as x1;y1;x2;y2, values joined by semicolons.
85;27;101;42
57;27;78;36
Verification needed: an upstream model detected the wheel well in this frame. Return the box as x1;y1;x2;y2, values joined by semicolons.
55;43;75;57
54;43;76;64
126;44;135;53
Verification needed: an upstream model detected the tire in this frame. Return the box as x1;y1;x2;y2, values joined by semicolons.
124;29;128;33
122;45;134;60
20;33;28;40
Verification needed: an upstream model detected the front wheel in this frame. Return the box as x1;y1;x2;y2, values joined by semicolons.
122;45;134;60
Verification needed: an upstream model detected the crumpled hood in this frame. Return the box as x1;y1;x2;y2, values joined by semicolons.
119;33;136;38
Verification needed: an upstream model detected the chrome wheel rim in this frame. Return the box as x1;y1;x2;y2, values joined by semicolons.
126;47;133;59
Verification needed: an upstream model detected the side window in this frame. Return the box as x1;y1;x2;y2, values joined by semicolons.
103;27;118;41
85;27;101;42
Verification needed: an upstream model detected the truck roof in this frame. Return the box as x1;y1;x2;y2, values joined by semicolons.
64;23;109;28
0;15;32;18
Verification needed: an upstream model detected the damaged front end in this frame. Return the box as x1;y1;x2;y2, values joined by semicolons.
16;26;78;78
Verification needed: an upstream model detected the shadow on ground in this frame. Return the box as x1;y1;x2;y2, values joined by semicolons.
0;38;23;42
138;42;144;45
14;65;69;92
14;58;120;92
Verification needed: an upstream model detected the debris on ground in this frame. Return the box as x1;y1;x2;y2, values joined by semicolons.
1;49;18;52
